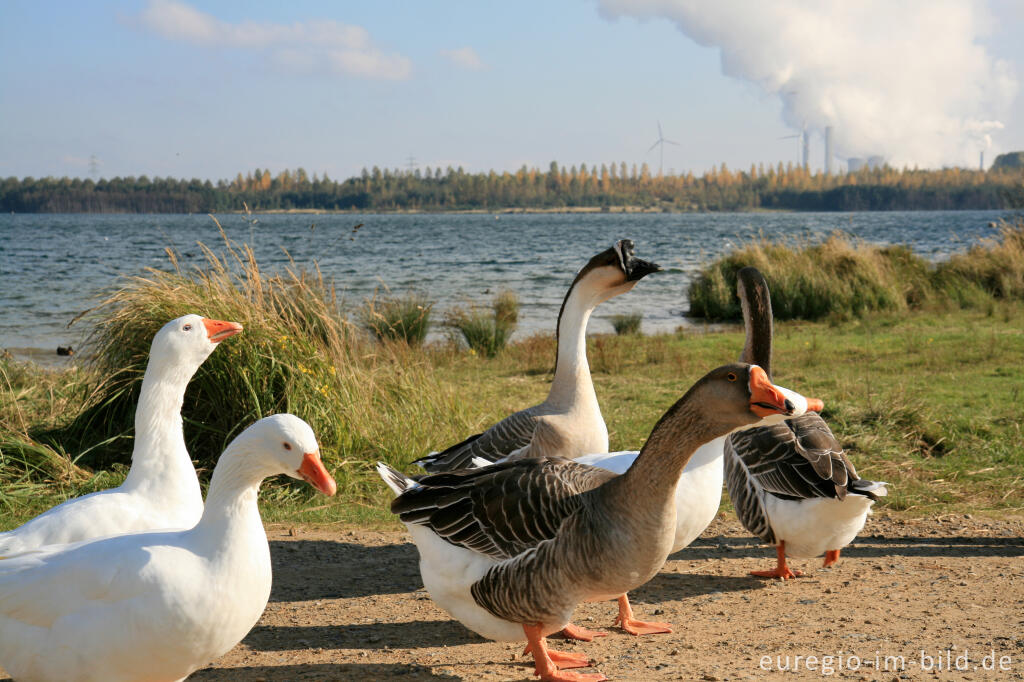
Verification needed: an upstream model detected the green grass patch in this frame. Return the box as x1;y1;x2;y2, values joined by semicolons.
356;290;433;346
444;290;520;357
610;312;644;336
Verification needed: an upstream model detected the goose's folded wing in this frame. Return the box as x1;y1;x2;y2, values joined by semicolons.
414;408;541;473
392;457;616;559
0;537;159;628
726;413;856;501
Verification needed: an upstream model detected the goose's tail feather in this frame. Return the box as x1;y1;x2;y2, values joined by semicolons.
376;462;418;497
849;479;888;500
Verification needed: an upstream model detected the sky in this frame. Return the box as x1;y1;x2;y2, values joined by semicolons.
3;0;1024;182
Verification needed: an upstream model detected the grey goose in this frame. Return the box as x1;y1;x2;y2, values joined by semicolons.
724;267;887;579
379;363;805;681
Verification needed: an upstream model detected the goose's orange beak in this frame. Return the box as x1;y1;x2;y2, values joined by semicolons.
806;398;824;412
298;451;337;496
749;365;794;418
202;318;244;343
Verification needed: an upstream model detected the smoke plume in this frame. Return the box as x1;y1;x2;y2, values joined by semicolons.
599;0;1017;169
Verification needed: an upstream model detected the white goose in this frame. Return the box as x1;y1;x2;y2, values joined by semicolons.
414;240;660;473
0;314;242;557
0;414;336;682
380;364;804;682
723;267;888;579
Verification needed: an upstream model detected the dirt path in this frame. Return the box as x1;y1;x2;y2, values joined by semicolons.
3;514;1022;681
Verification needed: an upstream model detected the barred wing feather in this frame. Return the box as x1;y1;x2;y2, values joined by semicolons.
391;457;616;560
414;408;542;473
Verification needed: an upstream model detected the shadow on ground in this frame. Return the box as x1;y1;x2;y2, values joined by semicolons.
670;533;1024;562
243;620;485;652
269;540;421;601
191;662;463;680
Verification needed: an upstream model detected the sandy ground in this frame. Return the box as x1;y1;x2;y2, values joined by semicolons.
3;514;1022;681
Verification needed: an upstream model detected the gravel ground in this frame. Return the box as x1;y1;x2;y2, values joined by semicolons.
4;514;1022;681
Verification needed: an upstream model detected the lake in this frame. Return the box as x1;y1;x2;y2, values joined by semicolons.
0;210;1014;359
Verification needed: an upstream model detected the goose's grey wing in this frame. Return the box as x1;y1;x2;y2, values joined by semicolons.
391;457;616;560
724;437;776;545
727;414;859;501
413;407;542;473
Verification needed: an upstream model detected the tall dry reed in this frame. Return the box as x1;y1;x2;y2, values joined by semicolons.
44;224;469;502
688;219;1024;321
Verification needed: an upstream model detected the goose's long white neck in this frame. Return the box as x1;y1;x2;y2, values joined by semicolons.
194;445;269;544
547;284;599;410
122;357;200;493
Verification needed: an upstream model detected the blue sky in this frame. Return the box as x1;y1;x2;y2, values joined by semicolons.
3;0;1023;182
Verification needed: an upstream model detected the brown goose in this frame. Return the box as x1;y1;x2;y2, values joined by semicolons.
414;240;660;473
379;363;802;681
724;267;887;579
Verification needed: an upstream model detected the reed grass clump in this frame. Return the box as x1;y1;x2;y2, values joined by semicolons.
935;219;1024;305
356;291;433;346
610;312;643;336
688;232;928;321
446;290;520;357
0;355;114;520
34;226;468;505
688;219;1024;321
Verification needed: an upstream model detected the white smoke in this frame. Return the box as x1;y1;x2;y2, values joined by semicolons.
598;0;1017;169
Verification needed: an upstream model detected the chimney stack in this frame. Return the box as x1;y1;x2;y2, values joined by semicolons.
824;126;834;175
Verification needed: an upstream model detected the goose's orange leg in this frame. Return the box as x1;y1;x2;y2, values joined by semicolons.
822;549;841;568
614;594;672;635
560;623;608;641
523;623;607;681
750;541;804;580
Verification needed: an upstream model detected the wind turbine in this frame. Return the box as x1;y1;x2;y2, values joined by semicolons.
779;123;809;169
648;121;680;175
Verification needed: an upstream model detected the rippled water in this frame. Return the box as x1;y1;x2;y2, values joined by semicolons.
0;210;1012;356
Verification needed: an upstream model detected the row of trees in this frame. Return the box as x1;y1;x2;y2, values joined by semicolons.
2;159;1022;213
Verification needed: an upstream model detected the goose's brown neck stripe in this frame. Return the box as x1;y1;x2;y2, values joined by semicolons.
738;267;774;379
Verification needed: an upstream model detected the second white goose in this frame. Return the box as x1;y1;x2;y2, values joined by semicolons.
0;414;336;682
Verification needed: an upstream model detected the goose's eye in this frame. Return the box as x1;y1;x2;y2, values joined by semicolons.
726;372;737;382
183;324;192;332
283;442;292;451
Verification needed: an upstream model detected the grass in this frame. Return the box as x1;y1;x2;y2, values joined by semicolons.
936;219;1024;304
2;230;1023;531
444;290;520;357
688;217;1024;321
356;290;433;346
610;312;644;336
4;302;1022;528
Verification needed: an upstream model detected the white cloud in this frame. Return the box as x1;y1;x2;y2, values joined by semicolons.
599;0;1018;168
136;0;411;80
440;47;486;71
